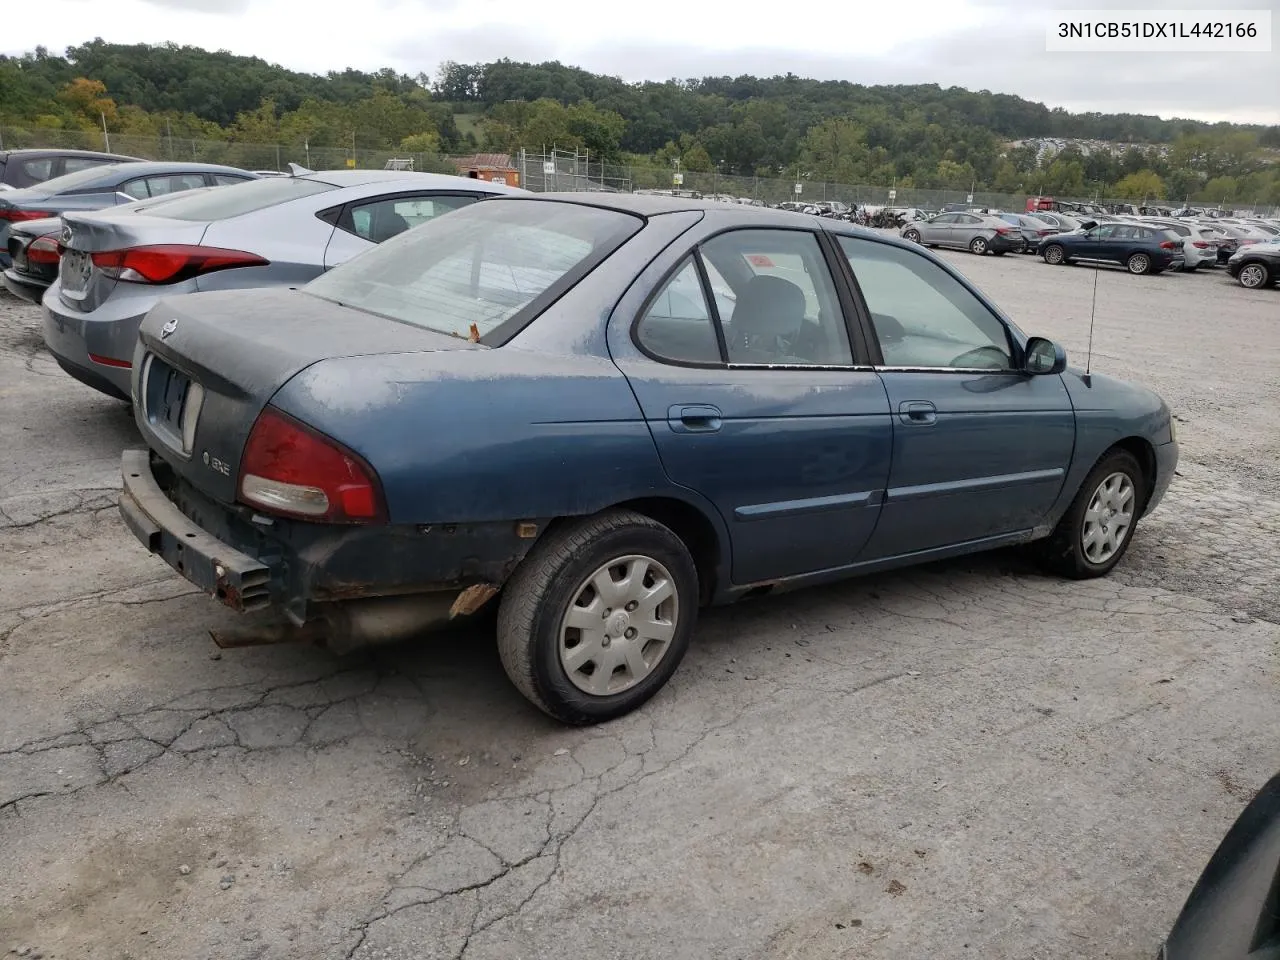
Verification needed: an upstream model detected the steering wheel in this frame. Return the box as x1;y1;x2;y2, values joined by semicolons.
950;345;1010;369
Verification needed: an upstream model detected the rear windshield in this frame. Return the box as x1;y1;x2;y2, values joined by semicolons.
23;163;131;195
141;175;334;221
304;199;641;342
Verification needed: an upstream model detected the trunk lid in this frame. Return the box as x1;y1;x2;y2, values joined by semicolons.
135;287;482;505
58;206;212;312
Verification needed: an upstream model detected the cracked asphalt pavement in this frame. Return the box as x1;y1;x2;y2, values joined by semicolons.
1;252;1277;959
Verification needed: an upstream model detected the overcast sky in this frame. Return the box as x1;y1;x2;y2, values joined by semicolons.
5;0;1278;126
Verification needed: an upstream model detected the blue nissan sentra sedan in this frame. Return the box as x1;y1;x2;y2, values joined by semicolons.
117;193;1178;724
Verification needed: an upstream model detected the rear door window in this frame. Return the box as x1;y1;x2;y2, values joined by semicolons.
146;174;207;197
121;178;151;200
342;193;478;243
21;158;54;182
61;157;110;175
635;258;722;364
702;228;853;366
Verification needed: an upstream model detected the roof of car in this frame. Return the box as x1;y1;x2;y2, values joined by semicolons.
300;169;520;191
0;148;141;161
510;191;841;226
87;161;255;176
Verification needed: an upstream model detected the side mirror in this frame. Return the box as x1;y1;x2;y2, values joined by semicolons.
1161;771;1280;959
1024;337;1066;375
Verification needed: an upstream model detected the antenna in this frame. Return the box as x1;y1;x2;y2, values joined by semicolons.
1084;264;1099;385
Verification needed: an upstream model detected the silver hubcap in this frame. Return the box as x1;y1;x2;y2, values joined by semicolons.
559;555;679;696
1046;247;1063;263
907;232;919;242
1081;472;1135;564
1240;265;1265;288
972;239;986;253
1129;255;1148;273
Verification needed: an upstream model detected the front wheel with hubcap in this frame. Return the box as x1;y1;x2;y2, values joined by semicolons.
1239;263;1270;288
1036;449;1145;579
1127;253;1151;275
904;229;921;243
496;509;698;724
1043;244;1065;265
969;236;988;255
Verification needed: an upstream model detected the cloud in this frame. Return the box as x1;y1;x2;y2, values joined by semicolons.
136;0;252;12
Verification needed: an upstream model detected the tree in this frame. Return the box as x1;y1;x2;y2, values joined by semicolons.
799;117;869;184
400;131;441;154
56;77;117;128
1202;176;1239;203
1113;169;1164;200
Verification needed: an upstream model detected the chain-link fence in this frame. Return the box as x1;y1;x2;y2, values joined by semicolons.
3;127;1275;216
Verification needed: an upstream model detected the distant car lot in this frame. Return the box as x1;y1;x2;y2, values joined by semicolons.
0;241;1276;959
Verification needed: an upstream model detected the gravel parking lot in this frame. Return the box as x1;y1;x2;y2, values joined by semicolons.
1;250;1276;960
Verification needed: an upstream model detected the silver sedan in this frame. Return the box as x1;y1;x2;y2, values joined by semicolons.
43;169;522;400
900;212;1024;255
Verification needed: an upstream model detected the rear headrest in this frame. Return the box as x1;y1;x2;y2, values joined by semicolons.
731;274;806;342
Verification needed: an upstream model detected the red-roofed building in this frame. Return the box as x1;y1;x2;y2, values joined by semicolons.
452;153;520;187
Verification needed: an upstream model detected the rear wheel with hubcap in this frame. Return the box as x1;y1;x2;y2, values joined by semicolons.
1036;449;1145;579
496;509;698;724
1127;253;1151;275
1239;263;1271;288
969;236;988;255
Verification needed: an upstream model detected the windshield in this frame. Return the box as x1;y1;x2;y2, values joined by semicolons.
304;199;642;341
141;175;333;221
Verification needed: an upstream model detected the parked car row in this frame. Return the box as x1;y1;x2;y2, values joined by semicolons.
1;160;257;271
895;203;1279;288
1036;213;1280;286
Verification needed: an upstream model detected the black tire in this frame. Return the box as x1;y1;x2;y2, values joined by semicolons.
1127;253;1151;275
1036;449;1146;579
904;229;921;243
969;236;989;255
1183;263;1198;272
992;250;1007;257
1043;244;1066;265
496;509;699;725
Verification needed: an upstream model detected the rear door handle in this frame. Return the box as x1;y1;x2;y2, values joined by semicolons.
668;404;723;433
898;400;937;425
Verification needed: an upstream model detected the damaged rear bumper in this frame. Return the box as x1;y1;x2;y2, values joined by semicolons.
121;448;271;611
119;449;539;649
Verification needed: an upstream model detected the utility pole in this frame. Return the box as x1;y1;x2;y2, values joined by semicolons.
101;112;111;152
166;118;174;159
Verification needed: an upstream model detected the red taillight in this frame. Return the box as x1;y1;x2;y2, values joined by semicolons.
90;244;268;285
0;208;54;223
25;234;62;265
1038;229;1051;236
994;226;1011;234
1192;241;1209;248
1160;241;1177;250
237;406;384;524
88;353;132;369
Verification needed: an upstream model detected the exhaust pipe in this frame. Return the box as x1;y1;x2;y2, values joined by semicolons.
209;585;500;655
